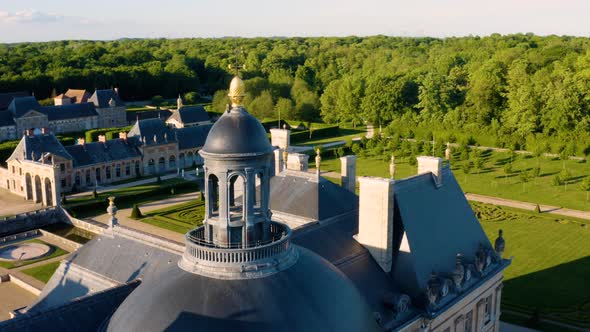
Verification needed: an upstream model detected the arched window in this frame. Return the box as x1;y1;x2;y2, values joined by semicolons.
148;159;155;174
75;172;81;186
158;157;166;173
106;166;111;180
95;168;101;183
115;164;121;178
179;153;185;168
125;163;130;176
228;173;245;221
208;174;219;215
254;171;264;209
169;155;176;169
187;152;194;167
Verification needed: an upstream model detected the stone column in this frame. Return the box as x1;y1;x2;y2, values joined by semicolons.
216;171;229;245
41;178;48;207
52;165;60;207
340;155;357;193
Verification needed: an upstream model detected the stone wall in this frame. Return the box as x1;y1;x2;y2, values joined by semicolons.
0;207;63;236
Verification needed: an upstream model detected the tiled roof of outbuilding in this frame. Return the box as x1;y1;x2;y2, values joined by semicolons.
0;91;28;110
89;89;123;108
8;96;42;118
168;105;210;124
176;124;212;150
42;103;98;121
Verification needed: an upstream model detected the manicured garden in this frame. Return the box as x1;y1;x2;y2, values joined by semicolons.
132;200;205;234
311;145;590;211
475;202;590;329
21;261;62;283
65;178;199;218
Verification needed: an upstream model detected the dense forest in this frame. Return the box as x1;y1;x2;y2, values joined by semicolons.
1;35;590;155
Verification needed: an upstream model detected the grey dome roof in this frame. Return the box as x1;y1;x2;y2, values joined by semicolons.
201;107;272;156
105;247;381;332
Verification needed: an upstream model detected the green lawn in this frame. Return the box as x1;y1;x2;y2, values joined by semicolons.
475;202;590;326
312;151;590;211
0;240;69;269
21;261;62;283
299;126;367;147
136;200;205;234
65;178;199;218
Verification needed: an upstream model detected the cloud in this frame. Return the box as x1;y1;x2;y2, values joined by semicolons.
0;10;67;24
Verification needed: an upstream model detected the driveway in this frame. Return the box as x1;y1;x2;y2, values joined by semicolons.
0;188;43;217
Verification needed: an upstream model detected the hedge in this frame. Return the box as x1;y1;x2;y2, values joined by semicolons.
0;140;19;167
290;125;340;144
84;126;132;142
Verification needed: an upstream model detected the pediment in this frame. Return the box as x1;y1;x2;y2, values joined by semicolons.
19;110;46;118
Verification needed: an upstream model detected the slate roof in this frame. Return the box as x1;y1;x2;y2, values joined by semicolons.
126;109;172;123
176;124;212;150
8;96;42;118
390;166;493;298
168;105;210;124
7;134;73;162
270;173;358;220
89;89;123;108
0;110;15;127
128;118;177;145
42;103;98;121
0;280;140;332
28;231;181;312
0;91;28;110
65;137;141;167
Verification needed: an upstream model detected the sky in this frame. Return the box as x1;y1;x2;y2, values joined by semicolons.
1;0;589;42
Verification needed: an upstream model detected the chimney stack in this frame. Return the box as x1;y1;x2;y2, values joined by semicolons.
119;132;128;141
98;135;107;143
270;127;291;174
355;176;395;273
340;155;357;193
25;129;32;136
41;127;49;135
78;138;85;146
286;153;309;172
417;156;443;187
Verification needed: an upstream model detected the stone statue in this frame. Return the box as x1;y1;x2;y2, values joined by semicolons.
315;149;321;175
282;149;289;167
389;155;396;179
106;196;118;228
494;229;505;258
177;94;183;109
426;272;440;308
452;253;465;291
475;243;486;273
445;143;452;161
109;97;116;108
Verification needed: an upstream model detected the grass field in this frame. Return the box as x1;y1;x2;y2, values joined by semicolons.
312;150;590;211
300;126;367;147
136;200;205;234
0;239;68;269
475;202;590;327
21;261;62;283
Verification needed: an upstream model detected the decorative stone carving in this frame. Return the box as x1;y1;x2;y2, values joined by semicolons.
106;196;118;227
452;253;465;291
475;243;486;273
494;229;505;258
315;148;321;175
440;278;452;298
445;142;452;160
426;272;440;309
109;97;116;108
382;292;411;316
389;155;395;179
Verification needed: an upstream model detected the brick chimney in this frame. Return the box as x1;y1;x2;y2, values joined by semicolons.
98;135;107;143
78;138;85;146
354;176;395;273
119;132;128;141
417;156;443;187
41;127;49;135
25;129;32;136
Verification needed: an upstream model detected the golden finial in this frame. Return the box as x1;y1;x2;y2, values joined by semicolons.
227;48;246;108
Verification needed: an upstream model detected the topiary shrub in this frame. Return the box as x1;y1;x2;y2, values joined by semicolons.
131;204;143;219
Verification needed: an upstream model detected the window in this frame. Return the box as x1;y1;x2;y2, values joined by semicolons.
106;166;111;180
19;168;22;175
465;310;473;332
60;163;65;172
125;164;130;176
116;165;121;178
61;179;66;188
484;295;493;325
12;166;15;174
85;171;91;184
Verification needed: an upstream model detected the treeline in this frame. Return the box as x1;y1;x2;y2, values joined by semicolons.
1;35;590;154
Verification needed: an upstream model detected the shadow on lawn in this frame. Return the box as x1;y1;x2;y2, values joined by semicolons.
503;255;590;319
